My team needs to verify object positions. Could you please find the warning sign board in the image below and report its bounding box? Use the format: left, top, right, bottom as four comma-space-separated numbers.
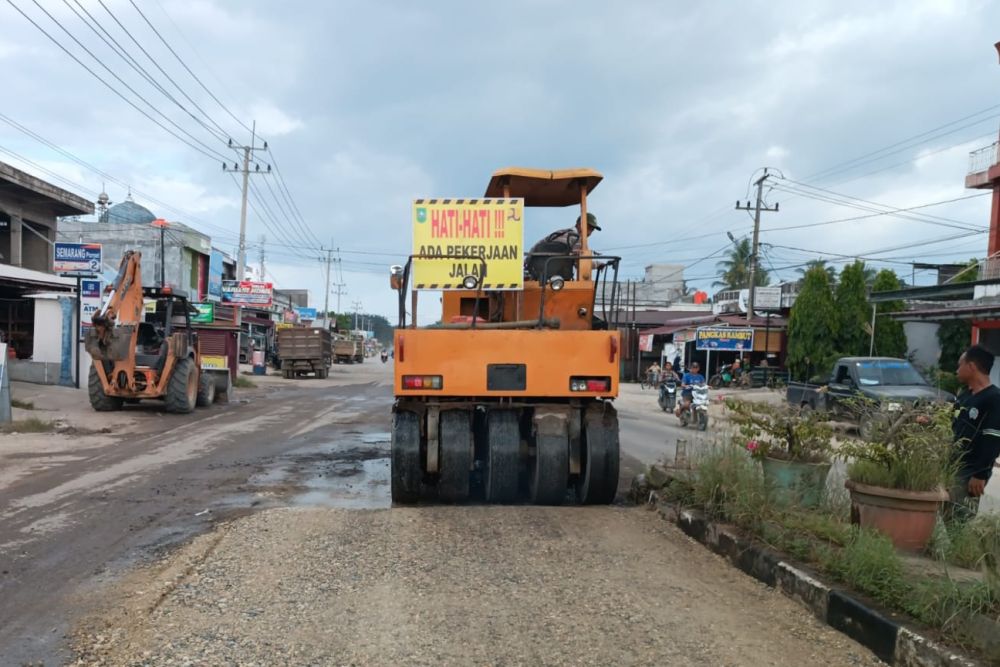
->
411, 198, 524, 290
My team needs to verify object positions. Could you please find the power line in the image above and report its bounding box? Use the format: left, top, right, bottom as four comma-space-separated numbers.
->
759, 191, 989, 233
126, 0, 252, 136
5, 0, 230, 162
90, 0, 233, 140
804, 105, 1000, 182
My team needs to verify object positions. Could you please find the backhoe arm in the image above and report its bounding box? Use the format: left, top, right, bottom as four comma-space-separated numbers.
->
86, 250, 144, 360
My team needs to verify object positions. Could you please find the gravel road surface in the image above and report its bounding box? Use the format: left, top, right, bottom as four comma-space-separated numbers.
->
0, 364, 880, 665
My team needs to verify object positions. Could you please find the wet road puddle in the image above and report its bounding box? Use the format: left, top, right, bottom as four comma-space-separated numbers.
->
245, 432, 391, 510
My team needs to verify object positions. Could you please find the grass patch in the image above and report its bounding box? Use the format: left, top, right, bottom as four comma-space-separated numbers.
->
233, 376, 257, 389
0, 417, 55, 433
11, 398, 34, 409
661, 441, 1000, 658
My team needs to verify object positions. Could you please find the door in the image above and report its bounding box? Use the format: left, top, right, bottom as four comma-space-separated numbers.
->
825, 363, 855, 415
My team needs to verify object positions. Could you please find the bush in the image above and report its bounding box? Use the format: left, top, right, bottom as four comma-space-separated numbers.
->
839, 401, 957, 491
725, 399, 834, 463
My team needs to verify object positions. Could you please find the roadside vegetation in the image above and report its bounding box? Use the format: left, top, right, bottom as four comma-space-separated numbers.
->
233, 375, 257, 389
658, 442, 1000, 658
0, 417, 56, 433
11, 398, 34, 410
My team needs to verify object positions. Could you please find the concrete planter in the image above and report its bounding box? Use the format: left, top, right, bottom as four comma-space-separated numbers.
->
761, 457, 831, 508
845, 480, 948, 552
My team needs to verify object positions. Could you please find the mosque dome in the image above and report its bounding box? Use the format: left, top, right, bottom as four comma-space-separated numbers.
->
100, 198, 156, 225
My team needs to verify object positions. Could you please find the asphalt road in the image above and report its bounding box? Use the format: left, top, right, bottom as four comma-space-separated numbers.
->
0, 364, 877, 666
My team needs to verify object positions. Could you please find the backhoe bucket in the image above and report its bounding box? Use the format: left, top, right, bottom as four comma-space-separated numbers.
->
85, 324, 136, 361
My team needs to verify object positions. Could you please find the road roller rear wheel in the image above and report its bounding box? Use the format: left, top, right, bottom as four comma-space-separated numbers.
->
530, 432, 569, 505
438, 410, 473, 502
576, 404, 620, 505
485, 410, 520, 503
391, 410, 422, 504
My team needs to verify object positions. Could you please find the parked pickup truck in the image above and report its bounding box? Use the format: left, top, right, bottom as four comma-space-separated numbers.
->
786, 357, 954, 434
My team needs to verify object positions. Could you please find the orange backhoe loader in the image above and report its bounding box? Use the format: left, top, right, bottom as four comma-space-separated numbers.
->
390, 167, 623, 504
84, 250, 208, 413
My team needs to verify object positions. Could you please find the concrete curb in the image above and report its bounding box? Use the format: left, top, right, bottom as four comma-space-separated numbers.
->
656, 503, 980, 666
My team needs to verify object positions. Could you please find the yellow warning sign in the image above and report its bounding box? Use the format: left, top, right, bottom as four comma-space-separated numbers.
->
412, 198, 524, 290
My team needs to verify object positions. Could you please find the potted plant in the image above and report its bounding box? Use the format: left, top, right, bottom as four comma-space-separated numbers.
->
726, 400, 834, 507
839, 401, 955, 552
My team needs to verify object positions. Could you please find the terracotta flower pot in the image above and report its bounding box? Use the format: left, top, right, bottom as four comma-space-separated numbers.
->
761, 457, 831, 508
845, 479, 948, 552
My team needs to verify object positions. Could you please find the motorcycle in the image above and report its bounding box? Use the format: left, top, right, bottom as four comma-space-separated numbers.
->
658, 379, 677, 412
380, 350, 389, 363
709, 364, 735, 389
678, 383, 710, 431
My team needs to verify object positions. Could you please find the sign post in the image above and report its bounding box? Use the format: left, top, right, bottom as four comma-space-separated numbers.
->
411, 199, 524, 290
55, 243, 103, 390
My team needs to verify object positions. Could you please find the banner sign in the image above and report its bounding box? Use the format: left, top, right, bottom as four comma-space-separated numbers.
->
639, 333, 654, 352
753, 286, 782, 311
695, 326, 754, 351
79, 279, 102, 338
296, 307, 318, 320
54, 242, 101, 274
412, 198, 524, 290
221, 280, 273, 307
207, 250, 225, 302
192, 303, 214, 324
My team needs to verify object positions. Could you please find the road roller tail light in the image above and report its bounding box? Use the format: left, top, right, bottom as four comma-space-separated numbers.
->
570, 377, 610, 392
403, 375, 443, 390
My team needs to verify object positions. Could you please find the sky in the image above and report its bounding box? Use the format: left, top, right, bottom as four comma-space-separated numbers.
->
1, 0, 999, 321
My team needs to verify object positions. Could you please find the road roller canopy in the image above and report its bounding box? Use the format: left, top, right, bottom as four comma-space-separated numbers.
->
484, 167, 602, 207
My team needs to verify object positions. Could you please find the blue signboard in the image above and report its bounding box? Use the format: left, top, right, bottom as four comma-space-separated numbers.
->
80, 279, 102, 339
54, 242, 101, 274
296, 307, 318, 320
207, 249, 224, 302
695, 326, 754, 352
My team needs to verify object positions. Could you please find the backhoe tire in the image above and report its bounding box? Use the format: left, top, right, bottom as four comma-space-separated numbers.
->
165, 358, 198, 414
196, 372, 216, 407
88, 366, 123, 412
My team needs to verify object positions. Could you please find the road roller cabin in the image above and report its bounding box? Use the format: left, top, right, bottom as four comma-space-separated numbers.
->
389, 167, 624, 505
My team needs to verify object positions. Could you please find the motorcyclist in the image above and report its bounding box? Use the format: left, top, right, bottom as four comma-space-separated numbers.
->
660, 361, 681, 385
675, 361, 706, 417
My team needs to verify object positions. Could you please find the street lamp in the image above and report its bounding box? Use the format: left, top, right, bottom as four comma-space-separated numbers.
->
151, 218, 169, 288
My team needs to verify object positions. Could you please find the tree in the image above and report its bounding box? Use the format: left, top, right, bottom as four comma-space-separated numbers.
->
835, 261, 870, 357
787, 266, 839, 381
714, 238, 770, 289
937, 259, 978, 370
871, 269, 907, 358
796, 259, 837, 284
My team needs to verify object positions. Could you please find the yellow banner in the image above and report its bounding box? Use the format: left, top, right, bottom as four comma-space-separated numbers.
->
412, 198, 524, 290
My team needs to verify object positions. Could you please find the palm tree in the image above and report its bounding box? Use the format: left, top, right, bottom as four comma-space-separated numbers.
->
714, 238, 770, 289
796, 259, 837, 284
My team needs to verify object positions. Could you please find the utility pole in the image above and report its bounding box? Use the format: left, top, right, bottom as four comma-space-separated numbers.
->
321, 247, 334, 320
735, 168, 779, 322
222, 121, 270, 281
258, 235, 266, 281
352, 299, 362, 331
332, 283, 347, 314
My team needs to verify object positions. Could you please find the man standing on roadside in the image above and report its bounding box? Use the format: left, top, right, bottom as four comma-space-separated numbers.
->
951, 344, 1000, 519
